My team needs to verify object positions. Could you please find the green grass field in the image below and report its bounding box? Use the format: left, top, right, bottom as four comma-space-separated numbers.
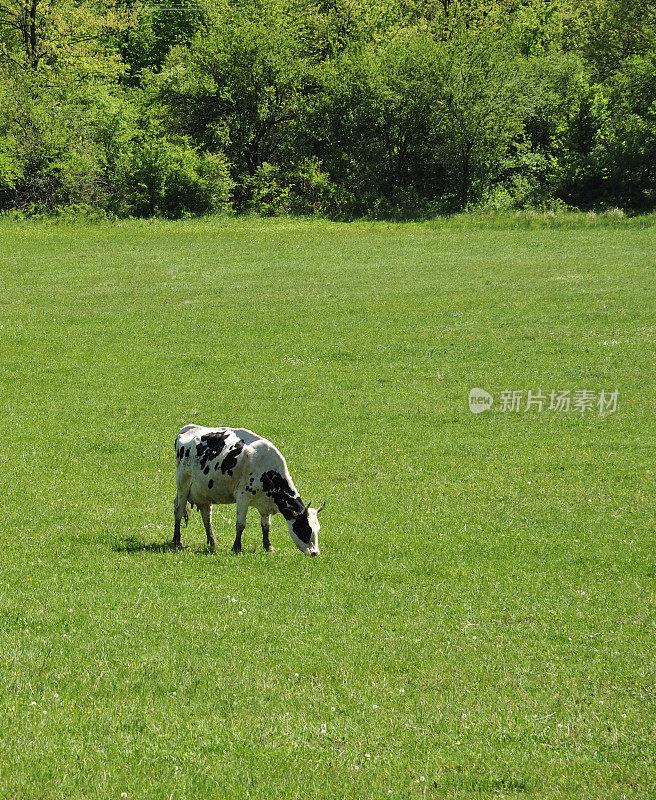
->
0, 214, 654, 799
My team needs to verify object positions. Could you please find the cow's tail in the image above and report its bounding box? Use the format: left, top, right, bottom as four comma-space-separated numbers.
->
174, 468, 193, 528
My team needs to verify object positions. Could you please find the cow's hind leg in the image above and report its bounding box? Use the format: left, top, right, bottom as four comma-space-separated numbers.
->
261, 514, 274, 552
232, 522, 245, 555
200, 504, 217, 548
173, 496, 184, 548
173, 478, 191, 548
232, 494, 249, 555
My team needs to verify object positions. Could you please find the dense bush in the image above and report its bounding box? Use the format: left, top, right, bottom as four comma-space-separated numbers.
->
118, 137, 233, 218
0, 0, 655, 216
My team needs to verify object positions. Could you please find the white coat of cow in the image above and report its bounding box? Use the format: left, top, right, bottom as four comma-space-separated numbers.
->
173, 425, 323, 555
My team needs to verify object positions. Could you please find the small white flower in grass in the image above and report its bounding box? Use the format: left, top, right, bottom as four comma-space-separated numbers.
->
622, 713, 627, 718
320, 723, 326, 735
54, 694, 59, 699
330, 706, 335, 711
121, 793, 128, 798
365, 753, 371, 759
399, 688, 405, 694
373, 704, 379, 710
238, 611, 243, 616
30, 701, 37, 706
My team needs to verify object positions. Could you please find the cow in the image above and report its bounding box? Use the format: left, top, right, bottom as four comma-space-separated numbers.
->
173, 425, 324, 555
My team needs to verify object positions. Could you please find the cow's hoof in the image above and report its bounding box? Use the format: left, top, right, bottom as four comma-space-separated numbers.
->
264, 546, 276, 553
232, 546, 242, 555
172, 540, 183, 550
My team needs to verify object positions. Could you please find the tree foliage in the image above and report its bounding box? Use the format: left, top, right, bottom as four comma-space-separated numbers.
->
0, 0, 654, 216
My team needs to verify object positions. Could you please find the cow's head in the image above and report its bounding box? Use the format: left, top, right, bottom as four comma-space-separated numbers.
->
288, 501, 324, 556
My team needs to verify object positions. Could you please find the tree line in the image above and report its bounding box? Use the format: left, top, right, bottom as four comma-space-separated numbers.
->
0, 0, 654, 217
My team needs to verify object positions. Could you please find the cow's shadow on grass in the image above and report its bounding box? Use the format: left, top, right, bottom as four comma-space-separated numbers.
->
113, 535, 223, 556
114, 538, 175, 554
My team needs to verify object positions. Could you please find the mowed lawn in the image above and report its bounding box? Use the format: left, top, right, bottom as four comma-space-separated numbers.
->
0, 215, 654, 799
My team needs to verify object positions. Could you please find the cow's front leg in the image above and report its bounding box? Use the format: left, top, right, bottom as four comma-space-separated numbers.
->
261, 514, 274, 552
232, 494, 249, 554
199, 504, 217, 548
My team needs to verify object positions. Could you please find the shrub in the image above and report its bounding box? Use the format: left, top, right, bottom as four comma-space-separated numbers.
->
120, 137, 233, 218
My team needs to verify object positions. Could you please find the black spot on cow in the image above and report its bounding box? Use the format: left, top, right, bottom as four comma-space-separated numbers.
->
208, 479, 214, 489
203, 466, 210, 475
220, 439, 244, 476
291, 512, 313, 544
185, 448, 190, 458
197, 431, 230, 470
261, 470, 305, 519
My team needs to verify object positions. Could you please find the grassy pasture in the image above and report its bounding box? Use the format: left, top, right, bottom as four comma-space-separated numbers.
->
0, 214, 654, 799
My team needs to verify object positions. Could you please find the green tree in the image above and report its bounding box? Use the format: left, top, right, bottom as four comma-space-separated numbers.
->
153, 0, 323, 204
0, 0, 139, 211
119, 0, 203, 84
0, 0, 133, 74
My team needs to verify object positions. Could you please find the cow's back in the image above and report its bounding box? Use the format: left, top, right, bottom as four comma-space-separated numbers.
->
175, 424, 296, 511
176, 425, 252, 506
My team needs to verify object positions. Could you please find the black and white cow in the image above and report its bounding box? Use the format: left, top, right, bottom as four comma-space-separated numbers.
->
173, 425, 323, 555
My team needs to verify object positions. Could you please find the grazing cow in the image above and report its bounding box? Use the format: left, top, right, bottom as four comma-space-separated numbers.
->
173, 425, 323, 555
